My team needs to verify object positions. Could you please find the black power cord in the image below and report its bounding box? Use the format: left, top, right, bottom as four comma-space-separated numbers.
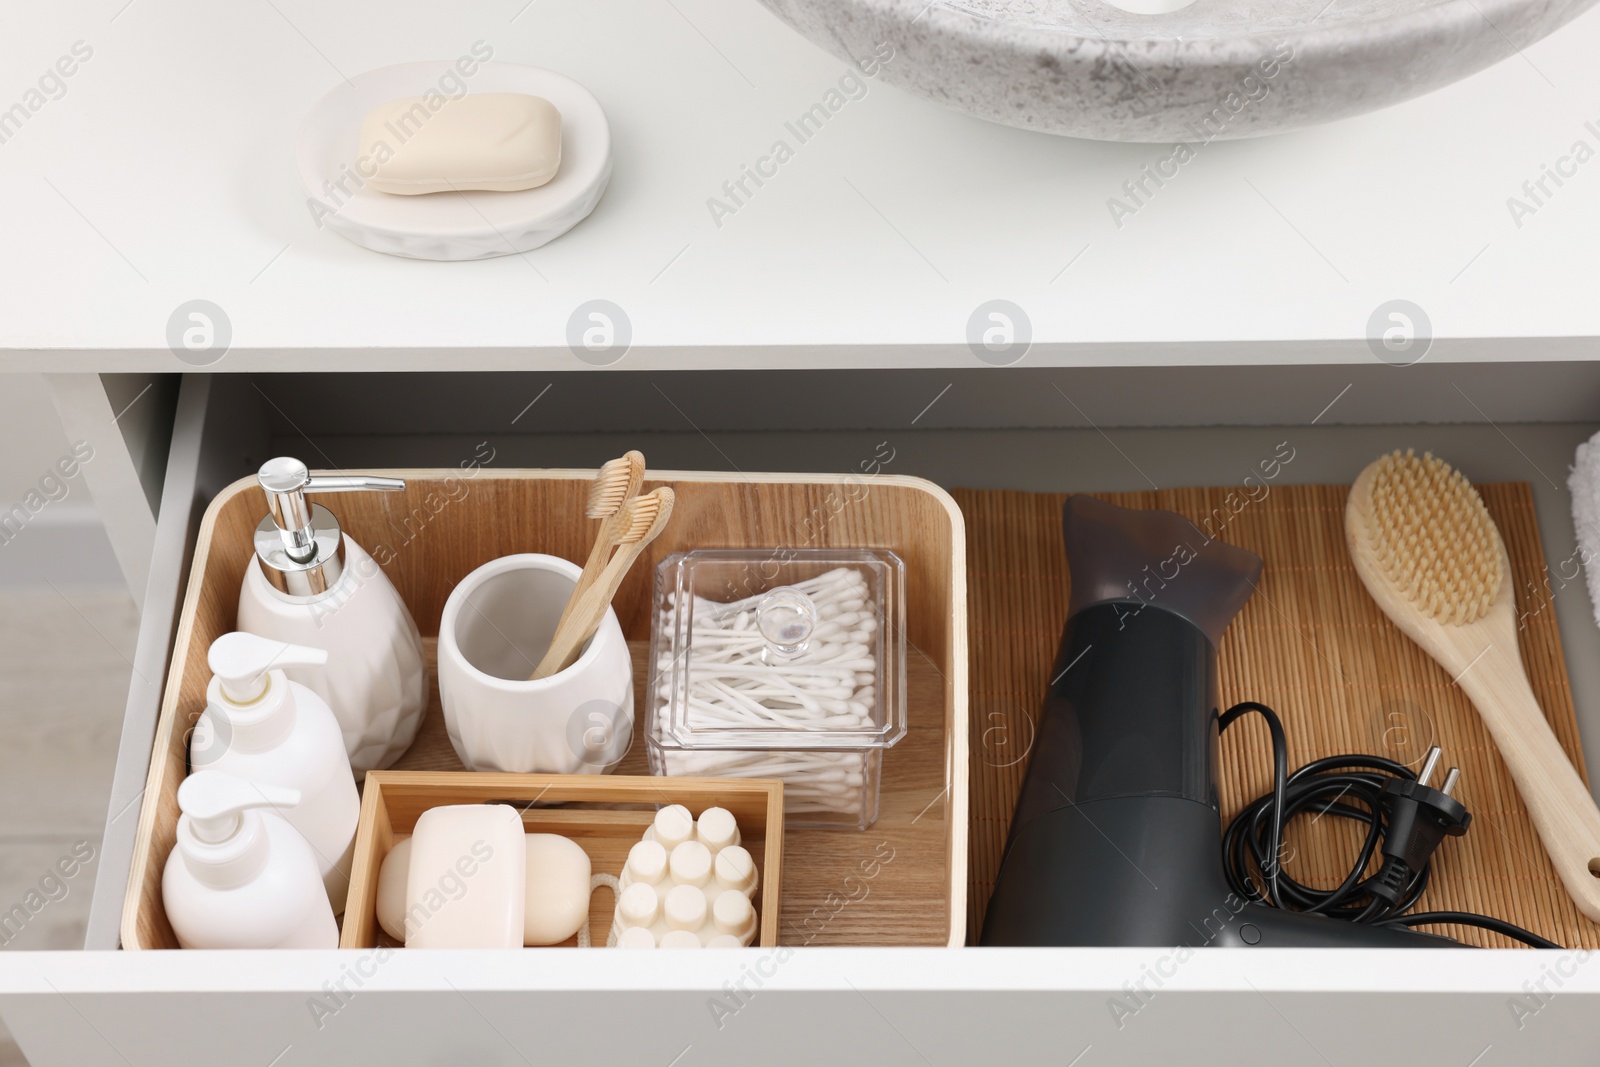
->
1219, 701, 1561, 949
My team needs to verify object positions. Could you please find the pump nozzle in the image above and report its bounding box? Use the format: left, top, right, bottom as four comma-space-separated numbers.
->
178, 770, 301, 845
258, 458, 404, 564
252, 457, 405, 595
207, 632, 328, 704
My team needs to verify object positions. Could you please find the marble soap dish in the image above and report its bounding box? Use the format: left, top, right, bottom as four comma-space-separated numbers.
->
757, 0, 1599, 140
296, 60, 611, 261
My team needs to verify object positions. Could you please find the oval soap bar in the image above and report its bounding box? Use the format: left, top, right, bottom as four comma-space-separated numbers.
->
523, 833, 591, 946
376, 836, 412, 943
359, 92, 561, 195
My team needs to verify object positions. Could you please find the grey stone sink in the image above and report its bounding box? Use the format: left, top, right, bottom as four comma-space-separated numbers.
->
757, 0, 1596, 140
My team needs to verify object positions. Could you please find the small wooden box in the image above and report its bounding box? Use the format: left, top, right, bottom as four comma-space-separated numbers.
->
344, 772, 783, 949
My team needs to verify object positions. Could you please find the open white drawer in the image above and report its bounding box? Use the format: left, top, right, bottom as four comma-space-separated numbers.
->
4, 372, 1600, 1066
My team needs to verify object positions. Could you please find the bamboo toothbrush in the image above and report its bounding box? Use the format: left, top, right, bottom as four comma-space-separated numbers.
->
531, 487, 675, 680
551, 452, 646, 639
1347, 449, 1600, 922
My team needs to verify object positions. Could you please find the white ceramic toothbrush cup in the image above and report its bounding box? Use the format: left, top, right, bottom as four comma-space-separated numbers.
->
438, 554, 634, 774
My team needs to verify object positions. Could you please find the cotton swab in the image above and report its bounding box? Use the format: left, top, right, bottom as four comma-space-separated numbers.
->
651, 569, 883, 820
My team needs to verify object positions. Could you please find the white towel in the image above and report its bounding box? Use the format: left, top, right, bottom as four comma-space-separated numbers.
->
1568, 429, 1600, 628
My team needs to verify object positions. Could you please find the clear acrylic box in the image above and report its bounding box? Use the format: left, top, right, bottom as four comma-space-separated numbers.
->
647, 548, 907, 828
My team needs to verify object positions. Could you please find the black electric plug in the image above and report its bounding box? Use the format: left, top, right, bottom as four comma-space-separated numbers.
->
1368, 746, 1472, 907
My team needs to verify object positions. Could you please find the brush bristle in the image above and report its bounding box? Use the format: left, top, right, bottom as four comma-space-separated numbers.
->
586, 452, 642, 519
1365, 449, 1503, 626
617, 488, 669, 544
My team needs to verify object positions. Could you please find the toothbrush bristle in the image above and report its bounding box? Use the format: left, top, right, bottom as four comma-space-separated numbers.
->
586, 451, 644, 519
618, 487, 673, 544
1364, 449, 1503, 626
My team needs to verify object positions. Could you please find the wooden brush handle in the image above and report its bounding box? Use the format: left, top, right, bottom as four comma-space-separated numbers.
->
550, 516, 616, 641
530, 541, 646, 681
1456, 649, 1600, 922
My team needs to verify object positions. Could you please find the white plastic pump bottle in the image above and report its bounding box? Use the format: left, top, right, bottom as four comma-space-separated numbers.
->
192, 631, 360, 913
161, 771, 338, 949
236, 457, 427, 777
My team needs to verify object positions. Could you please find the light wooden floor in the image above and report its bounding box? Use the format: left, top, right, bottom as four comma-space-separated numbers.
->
0, 588, 138, 1067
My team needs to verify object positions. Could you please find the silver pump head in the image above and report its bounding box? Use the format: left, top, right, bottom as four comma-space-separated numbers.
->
252, 457, 404, 596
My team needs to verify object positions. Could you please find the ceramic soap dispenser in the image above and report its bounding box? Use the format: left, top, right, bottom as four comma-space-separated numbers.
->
192, 632, 360, 913
236, 457, 427, 777
161, 771, 338, 950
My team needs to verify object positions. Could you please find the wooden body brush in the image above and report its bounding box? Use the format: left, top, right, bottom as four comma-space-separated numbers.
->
1347, 450, 1600, 922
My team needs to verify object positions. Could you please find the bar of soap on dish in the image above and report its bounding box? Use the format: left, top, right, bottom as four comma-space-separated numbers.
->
359, 92, 561, 195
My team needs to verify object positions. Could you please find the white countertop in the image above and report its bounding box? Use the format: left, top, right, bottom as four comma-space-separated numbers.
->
4, 0, 1600, 371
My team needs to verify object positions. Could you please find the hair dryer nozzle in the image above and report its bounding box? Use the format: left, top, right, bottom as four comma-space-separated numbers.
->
1063, 495, 1263, 646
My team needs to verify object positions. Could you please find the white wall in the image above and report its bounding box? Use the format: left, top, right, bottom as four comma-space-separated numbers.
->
0, 374, 124, 589
0, 374, 73, 495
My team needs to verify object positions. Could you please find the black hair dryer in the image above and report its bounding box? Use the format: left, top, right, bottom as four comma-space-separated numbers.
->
980, 496, 1435, 948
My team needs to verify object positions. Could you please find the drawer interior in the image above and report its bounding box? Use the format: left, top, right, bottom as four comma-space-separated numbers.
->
93, 374, 1600, 962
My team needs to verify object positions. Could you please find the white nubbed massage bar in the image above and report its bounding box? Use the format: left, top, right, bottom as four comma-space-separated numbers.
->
608, 805, 758, 948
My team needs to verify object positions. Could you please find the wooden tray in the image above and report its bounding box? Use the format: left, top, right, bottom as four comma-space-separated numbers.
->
344, 772, 783, 949
124, 470, 967, 950
957, 482, 1600, 949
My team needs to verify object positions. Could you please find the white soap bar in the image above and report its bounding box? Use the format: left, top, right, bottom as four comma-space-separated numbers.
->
376, 836, 412, 942
359, 93, 561, 196
380, 832, 595, 946
524, 833, 591, 946
405, 804, 525, 949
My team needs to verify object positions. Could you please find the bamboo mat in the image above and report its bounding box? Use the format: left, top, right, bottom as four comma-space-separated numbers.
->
955, 482, 1600, 949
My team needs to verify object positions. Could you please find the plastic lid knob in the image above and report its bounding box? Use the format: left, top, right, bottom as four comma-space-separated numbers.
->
756, 587, 817, 658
